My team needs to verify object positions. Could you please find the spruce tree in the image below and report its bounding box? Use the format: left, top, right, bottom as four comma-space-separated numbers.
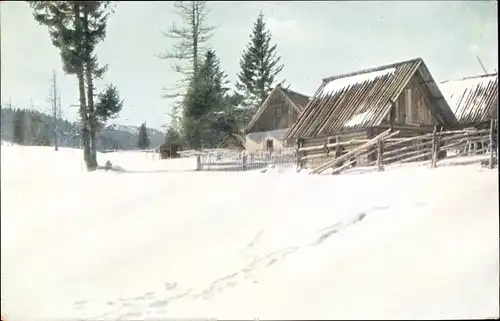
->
94, 83, 124, 132
199, 50, 238, 145
236, 12, 284, 123
137, 123, 150, 150
29, 1, 92, 169
165, 125, 184, 146
182, 49, 233, 148
29, 1, 116, 170
13, 109, 25, 145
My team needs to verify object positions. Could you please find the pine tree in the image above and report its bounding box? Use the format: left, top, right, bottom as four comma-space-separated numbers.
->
137, 123, 150, 150
29, 1, 115, 170
182, 49, 233, 148
13, 109, 25, 145
95, 83, 124, 131
29, 1, 92, 169
165, 125, 184, 146
236, 12, 284, 122
198, 49, 237, 146
158, 1, 215, 136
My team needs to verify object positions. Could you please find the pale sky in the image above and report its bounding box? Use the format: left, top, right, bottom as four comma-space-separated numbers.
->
1, 1, 497, 129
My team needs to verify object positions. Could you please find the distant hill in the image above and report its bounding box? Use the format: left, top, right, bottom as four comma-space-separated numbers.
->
1, 107, 166, 150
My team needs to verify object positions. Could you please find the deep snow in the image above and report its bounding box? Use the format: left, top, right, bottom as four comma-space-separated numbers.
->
1, 145, 498, 320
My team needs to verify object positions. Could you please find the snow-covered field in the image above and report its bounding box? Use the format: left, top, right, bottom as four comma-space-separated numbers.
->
1, 145, 499, 320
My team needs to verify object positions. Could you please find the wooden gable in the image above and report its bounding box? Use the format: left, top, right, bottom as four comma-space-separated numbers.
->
382, 72, 440, 127
244, 86, 306, 134
218, 133, 245, 150
251, 90, 299, 132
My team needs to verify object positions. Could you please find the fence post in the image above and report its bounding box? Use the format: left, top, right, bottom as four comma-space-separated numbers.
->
243, 153, 248, 171
489, 118, 495, 169
296, 139, 303, 172
196, 154, 201, 171
376, 139, 384, 171
496, 120, 499, 164
431, 126, 438, 168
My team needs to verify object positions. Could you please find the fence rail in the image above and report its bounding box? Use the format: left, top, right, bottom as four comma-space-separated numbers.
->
297, 120, 497, 175
195, 148, 298, 171
192, 120, 497, 173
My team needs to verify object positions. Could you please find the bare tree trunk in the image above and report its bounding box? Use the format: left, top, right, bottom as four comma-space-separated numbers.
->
83, 3, 98, 169
192, 0, 199, 76
74, 4, 92, 171
78, 71, 92, 169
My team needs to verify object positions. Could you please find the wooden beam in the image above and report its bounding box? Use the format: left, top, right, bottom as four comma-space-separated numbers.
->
489, 118, 495, 169
377, 139, 384, 171
390, 102, 396, 132
311, 129, 400, 174
431, 126, 438, 168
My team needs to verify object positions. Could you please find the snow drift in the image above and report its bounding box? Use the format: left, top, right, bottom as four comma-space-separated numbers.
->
1, 145, 498, 320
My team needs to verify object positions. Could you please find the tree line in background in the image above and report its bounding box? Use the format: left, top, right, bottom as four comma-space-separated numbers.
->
159, 1, 284, 150
1, 106, 160, 151
1, 107, 79, 147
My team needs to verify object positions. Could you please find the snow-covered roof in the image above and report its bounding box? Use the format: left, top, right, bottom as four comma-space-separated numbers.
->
285, 58, 457, 140
439, 73, 498, 124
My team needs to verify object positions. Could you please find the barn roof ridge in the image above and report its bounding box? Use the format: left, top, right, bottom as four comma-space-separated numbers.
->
322, 57, 423, 84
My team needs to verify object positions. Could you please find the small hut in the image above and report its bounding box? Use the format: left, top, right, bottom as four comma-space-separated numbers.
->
156, 142, 182, 159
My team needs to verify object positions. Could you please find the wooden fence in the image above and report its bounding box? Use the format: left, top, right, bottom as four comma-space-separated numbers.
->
299, 120, 497, 175
190, 120, 497, 173
195, 148, 298, 171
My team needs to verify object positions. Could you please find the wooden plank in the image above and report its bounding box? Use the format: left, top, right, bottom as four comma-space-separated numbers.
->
383, 139, 433, 158
311, 129, 399, 174
383, 147, 431, 164
400, 150, 433, 163
489, 118, 495, 169
384, 133, 433, 148
439, 129, 490, 135
298, 139, 368, 153
439, 131, 488, 143
330, 148, 377, 175
431, 126, 438, 169
377, 139, 384, 171
300, 153, 334, 161
441, 136, 487, 150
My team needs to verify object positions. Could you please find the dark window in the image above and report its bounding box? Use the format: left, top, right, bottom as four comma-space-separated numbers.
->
266, 139, 274, 150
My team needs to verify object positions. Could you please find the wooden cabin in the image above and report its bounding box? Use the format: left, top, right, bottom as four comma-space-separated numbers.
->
241, 84, 310, 154
156, 142, 182, 159
284, 58, 459, 166
439, 73, 498, 129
